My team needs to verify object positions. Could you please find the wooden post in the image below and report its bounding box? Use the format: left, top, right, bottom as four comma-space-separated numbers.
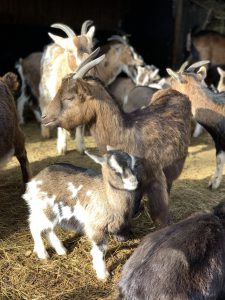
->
172, 0, 184, 68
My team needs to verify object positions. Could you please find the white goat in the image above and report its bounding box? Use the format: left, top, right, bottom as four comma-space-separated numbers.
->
23, 148, 141, 280
39, 21, 95, 154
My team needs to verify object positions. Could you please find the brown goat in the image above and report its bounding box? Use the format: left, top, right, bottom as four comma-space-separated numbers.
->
42, 51, 192, 228
0, 72, 31, 184
167, 61, 225, 189
118, 199, 225, 300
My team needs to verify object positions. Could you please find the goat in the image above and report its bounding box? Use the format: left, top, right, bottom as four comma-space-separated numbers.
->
39, 21, 95, 155
167, 60, 225, 190
217, 67, 225, 93
118, 199, 225, 300
188, 30, 225, 86
0, 72, 31, 184
73, 34, 144, 154
42, 49, 192, 228
15, 52, 42, 124
23, 147, 142, 280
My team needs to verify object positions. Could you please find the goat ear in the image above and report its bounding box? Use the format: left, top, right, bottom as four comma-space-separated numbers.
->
86, 26, 95, 42
197, 66, 207, 81
48, 33, 67, 49
166, 68, 186, 83
84, 150, 105, 165
3, 72, 19, 94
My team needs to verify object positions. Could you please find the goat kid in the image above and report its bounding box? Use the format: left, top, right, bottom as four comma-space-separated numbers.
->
0, 72, 31, 184
23, 148, 141, 280
118, 199, 225, 300
42, 50, 192, 227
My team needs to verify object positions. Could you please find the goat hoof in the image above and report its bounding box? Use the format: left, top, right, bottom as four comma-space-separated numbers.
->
97, 270, 110, 282
208, 177, 220, 190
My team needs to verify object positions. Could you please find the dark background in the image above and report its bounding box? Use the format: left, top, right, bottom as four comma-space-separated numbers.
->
0, 0, 224, 76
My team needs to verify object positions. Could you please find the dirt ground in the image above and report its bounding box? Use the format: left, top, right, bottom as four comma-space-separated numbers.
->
1, 121, 225, 300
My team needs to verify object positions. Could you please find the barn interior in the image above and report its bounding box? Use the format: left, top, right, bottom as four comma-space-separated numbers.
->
1, 0, 225, 299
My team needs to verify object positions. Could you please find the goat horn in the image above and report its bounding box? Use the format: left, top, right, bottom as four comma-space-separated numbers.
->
51, 23, 76, 37
186, 60, 210, 72
107, 35, 126, 44
166, 68, 180, 80
73, 47, 105, 79
81, 20, 93, 35
178, 61, 189, 73
74, 47, 100, 73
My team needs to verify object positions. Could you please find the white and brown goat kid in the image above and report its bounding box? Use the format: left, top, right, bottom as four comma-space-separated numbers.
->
167, 61, 225, 190
39, 21, 95, 154
23, 148, 140, 280
42, 50, 192, 228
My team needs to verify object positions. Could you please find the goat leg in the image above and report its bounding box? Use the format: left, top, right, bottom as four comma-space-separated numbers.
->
146, 168, 169, 228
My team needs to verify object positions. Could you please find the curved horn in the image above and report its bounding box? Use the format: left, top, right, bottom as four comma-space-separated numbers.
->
81, 20, 93, 35
107, 35, 126, 44
74, 47, 100, 74
178, 61, 189, 73
186, 60, 210, 72
73, 53, 105, 79
51, 23, 76, 37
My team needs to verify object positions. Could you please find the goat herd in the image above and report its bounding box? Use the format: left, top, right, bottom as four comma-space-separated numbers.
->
1, 20, 225, 299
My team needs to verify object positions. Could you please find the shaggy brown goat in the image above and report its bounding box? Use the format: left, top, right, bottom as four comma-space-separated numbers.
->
42, 50, 192, 228
167, 61, 225, 190
118, 200, 225, 300
0, 72, 31, 184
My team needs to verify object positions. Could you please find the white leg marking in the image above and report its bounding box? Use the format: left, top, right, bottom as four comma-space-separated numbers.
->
57, 127, 67, 155
29, 223, 49, 259
90, 242, 109, 280
17, 94, 29, 125
75, 125, 85, 153
192, 123, 204, 138
46, 230, 67, 256
208, 151, 225, 189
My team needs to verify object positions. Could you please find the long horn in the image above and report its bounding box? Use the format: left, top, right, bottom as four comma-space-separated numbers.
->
186, 60, 210, 72
166, 68, 180, 80
73, 54, 105, 79
107, 35, 126, 44
178, 61, 189, 73
74, 47, 100, 74
81, 20, 93, 35
51, 23, 76, 37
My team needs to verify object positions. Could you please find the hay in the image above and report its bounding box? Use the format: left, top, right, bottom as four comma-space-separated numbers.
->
0, 121, 225, 299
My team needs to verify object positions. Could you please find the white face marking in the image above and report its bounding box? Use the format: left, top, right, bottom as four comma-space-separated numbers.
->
123, 176, 138, 190
68, 182, 83, 198
86, 190, 92, 197
109, 155, 123, 174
